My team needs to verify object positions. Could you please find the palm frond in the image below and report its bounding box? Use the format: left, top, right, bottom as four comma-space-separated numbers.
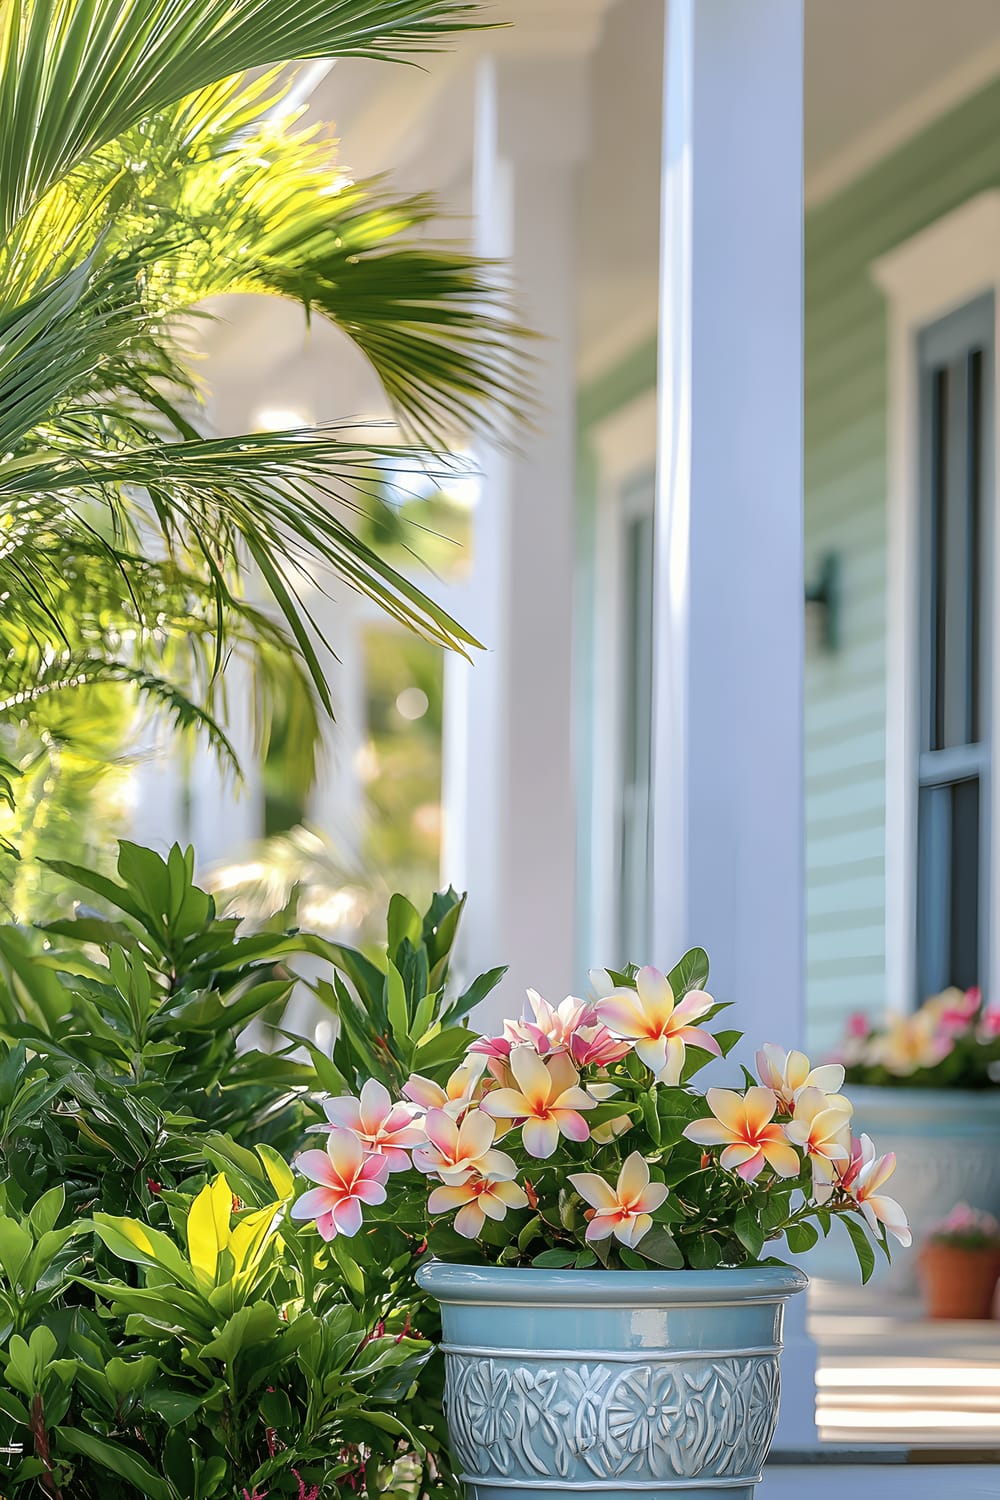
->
0, 1, 493, 236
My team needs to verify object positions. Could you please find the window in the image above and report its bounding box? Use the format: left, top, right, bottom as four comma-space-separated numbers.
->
915, 295, 994, 1000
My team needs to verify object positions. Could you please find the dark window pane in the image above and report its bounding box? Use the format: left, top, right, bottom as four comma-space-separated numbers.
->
928, 349, 985, 751
917, 777, 980, 997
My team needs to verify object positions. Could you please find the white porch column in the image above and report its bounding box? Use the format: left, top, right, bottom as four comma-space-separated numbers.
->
307, 590, 367, 867
441, 51, 589, 1019
189, 654, 263, 872
653, 0, 816, 1445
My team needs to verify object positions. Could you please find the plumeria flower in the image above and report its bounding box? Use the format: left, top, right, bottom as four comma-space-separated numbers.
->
402, 1055, 488, 1119
843, 1134, 912, 1247
412, 1107, 516, 1184
291, 1128, 389, 1240
514, 989, 589, 1054
755, 1043, 846, 1113
979, 1006, 1000, 1040
783, 1086, 852, 1186
596, 967, 720, 1083
480, 1048, 596, 1158
873, 1011, 953, 1076
684, 1087, 800, 1182
319, 1079, 424, 1172
569, 1152, 668, 1247
570, 1022, 631, 1068
428, 1170, 529, 1239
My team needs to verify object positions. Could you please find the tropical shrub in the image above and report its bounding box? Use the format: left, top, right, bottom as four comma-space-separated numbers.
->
291, 957, 913, 1286
0, 844, 484, 1497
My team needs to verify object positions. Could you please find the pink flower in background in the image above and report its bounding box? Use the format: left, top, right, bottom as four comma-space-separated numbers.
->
937, 986, 982, 1035
846, 1012, 870, 1039
291, 1128, 389, 1240
412, 1107, 517, 1184
597, 967, 720, 1082
684, 1087, 800, 1182
569, 1152, 669, 1247
979, 1007, 1000, 1039
320, 1079, 424, 1172
480, 1048, 596, 1158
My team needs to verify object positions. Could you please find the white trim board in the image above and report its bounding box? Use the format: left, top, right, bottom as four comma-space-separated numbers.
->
872, 190, 1000, 1011
585, 388, 657, 966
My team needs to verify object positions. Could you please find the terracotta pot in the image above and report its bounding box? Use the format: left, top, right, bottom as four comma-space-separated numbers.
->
918, 1241, 1000, 1319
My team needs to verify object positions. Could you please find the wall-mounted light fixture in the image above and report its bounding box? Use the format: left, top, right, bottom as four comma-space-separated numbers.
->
805, 552, 840, 651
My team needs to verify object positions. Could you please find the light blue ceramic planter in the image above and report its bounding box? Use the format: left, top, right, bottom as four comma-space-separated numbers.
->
807, 1086, 1000, 1290
417, 1262, 807, 1500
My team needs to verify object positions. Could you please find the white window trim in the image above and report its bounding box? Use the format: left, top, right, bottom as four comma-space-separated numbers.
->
586, 388, 657, 965
872, 189, 1000, 1010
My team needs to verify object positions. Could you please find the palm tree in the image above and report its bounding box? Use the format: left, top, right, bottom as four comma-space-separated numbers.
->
0, 2, 522, 839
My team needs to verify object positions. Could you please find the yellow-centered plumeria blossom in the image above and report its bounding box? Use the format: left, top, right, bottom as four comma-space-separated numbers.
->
402, 1054, 488, 1119
428, 1171, 529, 1239
412, 1108, 516, 1185
569, 1152, 669, 1247
755, 1043, 847, 1112
480, 1047, 596, 1158
596, 966, 720, 1083
872, 1010, 954, 1076
684, 1087, 800, 1182
783, 1086, 852, 1186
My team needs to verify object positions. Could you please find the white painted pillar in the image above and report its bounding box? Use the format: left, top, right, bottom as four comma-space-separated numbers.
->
128, 709, 187, 855
307, 589, 367, 866
442, 54, 588, 1020
653, 0, 816, 1445
189, 652, 263, 871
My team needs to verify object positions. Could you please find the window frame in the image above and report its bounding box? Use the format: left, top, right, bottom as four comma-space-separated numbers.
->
915, 298, 993, 1001
874, 193, 1000, 1010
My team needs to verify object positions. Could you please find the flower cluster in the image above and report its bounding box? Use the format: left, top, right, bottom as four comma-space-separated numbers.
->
290, 956, 910, 1276
926, 1202, 1000, 1250
836, 988, 1000, 1089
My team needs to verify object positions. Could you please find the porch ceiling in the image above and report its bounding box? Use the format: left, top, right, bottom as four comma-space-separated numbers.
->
198, 0, 1000, 397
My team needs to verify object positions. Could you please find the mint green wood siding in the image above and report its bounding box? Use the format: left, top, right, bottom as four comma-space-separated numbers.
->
805, 79, 1000, 1054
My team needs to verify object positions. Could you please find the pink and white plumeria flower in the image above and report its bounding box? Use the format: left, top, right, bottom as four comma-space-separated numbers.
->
842, 1134, 912, 1247
291, 1127, 389, 1240
755, 1043, 846, 1113
569, 1152, 668, 1247
684, 1087, 800, 1182
570, 1022, 631, 1068
596, 967, 720, 1083
319, 1079, 424, 1173
480, 1047, 596, 1159
428, 1170, 529, 1239
402, 1055, 488, 1119
412, 1107, 516, 1184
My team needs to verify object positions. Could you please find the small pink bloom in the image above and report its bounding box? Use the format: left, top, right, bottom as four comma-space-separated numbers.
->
320, 1079, 424, 1172
569, 1152, 669, 1248
979, 1007, 1000, 1039
467, 1033, 513, 1061
597, 968, 720, 1082
291, 1128, 389, 1241
684, 1087, 801, 1182
570, 1022, 631, 1067
846, 1012, 870, 1040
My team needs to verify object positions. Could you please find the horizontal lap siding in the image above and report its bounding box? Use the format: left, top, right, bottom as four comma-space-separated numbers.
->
804, 78, 1000, 1057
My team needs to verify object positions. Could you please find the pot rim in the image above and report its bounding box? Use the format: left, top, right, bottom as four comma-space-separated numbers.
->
416, 1259, 807, 1306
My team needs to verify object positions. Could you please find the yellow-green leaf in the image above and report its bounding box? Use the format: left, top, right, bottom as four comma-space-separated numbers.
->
185, 1175, 232, 1282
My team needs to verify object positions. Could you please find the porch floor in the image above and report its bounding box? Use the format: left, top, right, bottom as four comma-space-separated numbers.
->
809, 1279, 1000, 1445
